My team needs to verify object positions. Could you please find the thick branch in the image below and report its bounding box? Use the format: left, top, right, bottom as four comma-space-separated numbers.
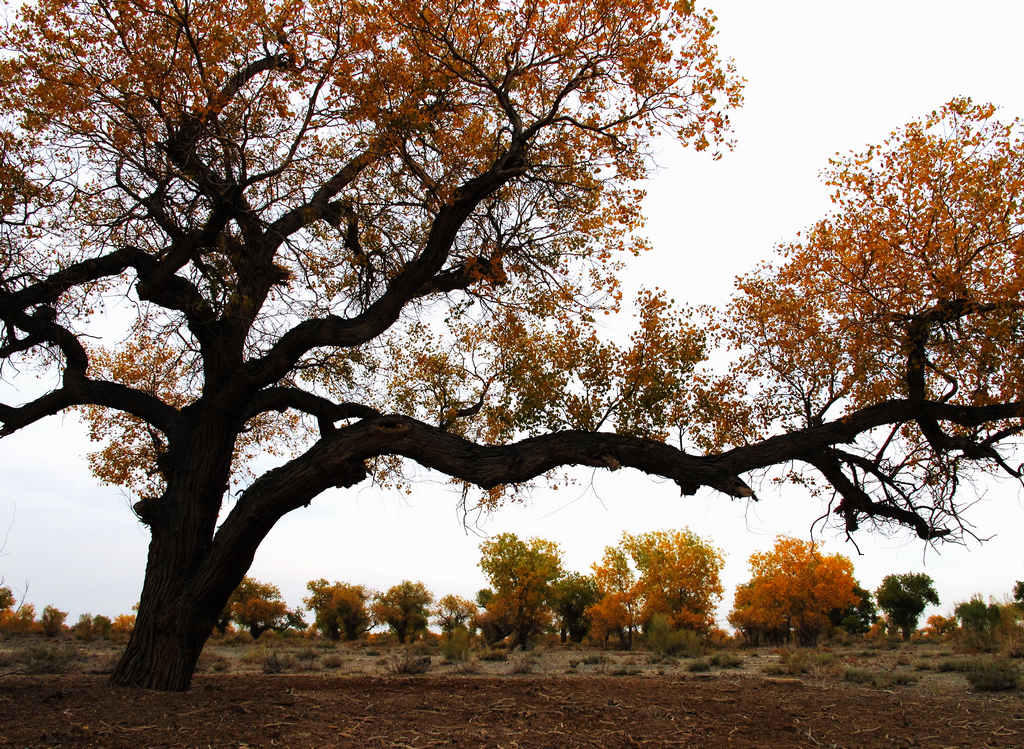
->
244, 386, 379, 434
0, 378, 179, 438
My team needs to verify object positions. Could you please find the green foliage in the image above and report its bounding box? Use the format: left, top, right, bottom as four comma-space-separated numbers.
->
955, 596, 1002, 652
40, 606, 67, 637
282, 608, 308, 633
686, 658, 711, 672
92, 614, 112, 640
708, 652, 743, 669
549, 572, 600, 643
441, 627, 471, 662
831, 584, 878, 635
875, 573, 939, 640
646, 613, 703, 657
0, 587, 13, 612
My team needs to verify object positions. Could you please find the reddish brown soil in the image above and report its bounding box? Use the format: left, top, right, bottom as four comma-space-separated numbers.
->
1, 673, 1022, 748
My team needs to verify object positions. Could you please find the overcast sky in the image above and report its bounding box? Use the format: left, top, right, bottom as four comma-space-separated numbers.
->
2, 0, 1024, 629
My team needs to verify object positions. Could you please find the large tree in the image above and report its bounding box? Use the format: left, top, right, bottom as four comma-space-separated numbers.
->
0, 0, 1020, 692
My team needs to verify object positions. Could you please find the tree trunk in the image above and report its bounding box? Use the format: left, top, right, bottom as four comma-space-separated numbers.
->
109, 420, 242, 690
110, 525, 225, 690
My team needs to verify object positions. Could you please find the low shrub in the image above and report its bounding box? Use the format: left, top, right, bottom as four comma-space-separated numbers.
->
453, 658, 480, 674
937, 657, 984, 673
19, 644, 77, 674
647, 614, 703, 658
389, 650, 431, 675
441, 628, 471, 662
322, 654, 344, 669
965, 660, 1019, 691
224, 630, 254, 647
709, 652, 743, 669
843, 667, 875, 684
478, 648, 507, 662
843, 667, 918, 688
509, 653, 538, 674
687, 659, 711, 672
262, 651, 296, 674
197, 653, 229, 673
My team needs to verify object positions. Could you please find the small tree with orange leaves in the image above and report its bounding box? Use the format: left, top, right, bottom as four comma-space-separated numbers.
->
589, 543, 643, 649
216, 577, 289, 639
728, 536, 858, 646
589, 529, 723, 648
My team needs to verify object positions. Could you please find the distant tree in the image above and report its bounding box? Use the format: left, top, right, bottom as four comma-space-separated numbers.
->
304, 580, 372, 641
92, 615, 113, 640
624, 529, 724, 632
589, 543, 643, 649
0, 603, 35, 634
589, 528, 723, 649
218, 577, 288, 639
73, 613, 96, 641
1013, 581, 1024, 608
954, 596, 1002, 651
433, 595, 478, 635
40, 606, 67, 637
371, 581, 434, 643
0, 586, 35, 634
549, 573, 600, 644
472, 588, 512, 645
111, 614, 136, 641
875, 573, 939, 640
478, 533, 563, 649
829, 584, 878, 635
728, 537, 857, 645
922, 613, 958, 640
280, 608, 308, 633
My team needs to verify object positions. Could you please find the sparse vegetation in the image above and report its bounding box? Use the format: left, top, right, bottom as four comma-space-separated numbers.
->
965, 660, 1019, 691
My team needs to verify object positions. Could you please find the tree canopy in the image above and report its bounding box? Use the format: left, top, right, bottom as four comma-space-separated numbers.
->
728, 536, 858, 645
875, 573, 940, 641
477, 532, 563, 648
0, 0, 1020, 691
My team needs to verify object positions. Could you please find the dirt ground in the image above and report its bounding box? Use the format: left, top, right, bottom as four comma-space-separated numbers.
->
2, 672, 1023, 748
2, 638, 1023, 747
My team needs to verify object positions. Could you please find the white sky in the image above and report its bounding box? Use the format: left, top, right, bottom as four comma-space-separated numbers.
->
2, 0, 1024, 629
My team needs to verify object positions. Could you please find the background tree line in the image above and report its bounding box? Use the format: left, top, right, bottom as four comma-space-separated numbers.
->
6, 530, 1023, 653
